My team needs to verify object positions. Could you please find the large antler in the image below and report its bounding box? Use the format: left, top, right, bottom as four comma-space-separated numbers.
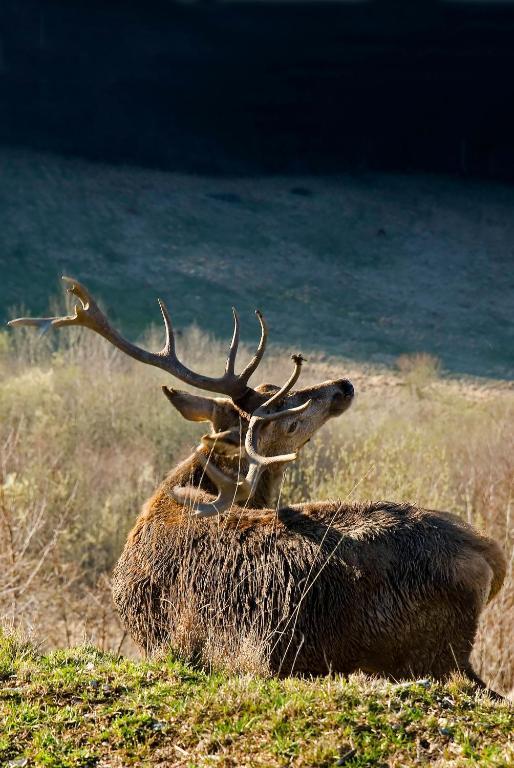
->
172, 355, 311, 517
8, 276, 268, 401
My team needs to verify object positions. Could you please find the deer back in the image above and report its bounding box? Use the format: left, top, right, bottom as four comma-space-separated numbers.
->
113, 493, 506, 677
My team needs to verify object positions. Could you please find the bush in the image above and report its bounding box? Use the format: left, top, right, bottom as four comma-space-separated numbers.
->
396, 352, 441, 396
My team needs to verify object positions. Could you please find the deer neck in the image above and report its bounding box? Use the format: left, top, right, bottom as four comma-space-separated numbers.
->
165, 452, 283, 510
250, 466, 285, 508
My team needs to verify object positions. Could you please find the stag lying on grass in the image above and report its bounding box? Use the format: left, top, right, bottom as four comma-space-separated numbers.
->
9, 277, 506, 697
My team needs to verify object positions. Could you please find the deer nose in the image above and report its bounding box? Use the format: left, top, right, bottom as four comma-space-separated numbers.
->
337, 379, 354, 399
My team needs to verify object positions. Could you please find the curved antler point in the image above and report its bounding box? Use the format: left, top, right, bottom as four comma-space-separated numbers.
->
157, 297, 170, 316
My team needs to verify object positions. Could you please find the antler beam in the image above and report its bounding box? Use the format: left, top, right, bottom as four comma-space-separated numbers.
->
8, 276, 268, 401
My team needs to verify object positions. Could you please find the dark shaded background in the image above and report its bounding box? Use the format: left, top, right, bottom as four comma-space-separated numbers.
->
2, 0, 514, 178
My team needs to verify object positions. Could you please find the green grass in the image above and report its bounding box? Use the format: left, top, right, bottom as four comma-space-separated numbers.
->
0, 633, 512, 768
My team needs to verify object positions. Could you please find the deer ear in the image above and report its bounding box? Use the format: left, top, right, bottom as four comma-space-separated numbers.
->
161, 386, 216, 423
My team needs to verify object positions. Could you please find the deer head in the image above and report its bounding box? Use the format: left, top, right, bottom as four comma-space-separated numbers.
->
172, 353, 334, 516
9, 276, 354, 512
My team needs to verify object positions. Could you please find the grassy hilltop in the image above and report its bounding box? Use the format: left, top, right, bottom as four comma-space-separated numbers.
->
1, 635, 513, 768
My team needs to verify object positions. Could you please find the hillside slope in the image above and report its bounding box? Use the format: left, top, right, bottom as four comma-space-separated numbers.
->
1, 636, 513, 768
1, 150, 513, 378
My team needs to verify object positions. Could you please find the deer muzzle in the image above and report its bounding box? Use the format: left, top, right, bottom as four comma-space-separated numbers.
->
329, 379, 354, 415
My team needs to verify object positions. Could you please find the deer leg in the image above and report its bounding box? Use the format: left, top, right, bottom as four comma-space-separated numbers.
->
463, 666, 505, 703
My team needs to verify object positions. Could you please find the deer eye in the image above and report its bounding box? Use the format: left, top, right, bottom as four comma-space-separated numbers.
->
287, 421, 298, 434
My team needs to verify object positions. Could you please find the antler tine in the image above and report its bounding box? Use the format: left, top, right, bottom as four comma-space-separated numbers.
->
225, 308, 240, 376
238, 310, 268, 382
62, 275, 92, 305
258, 353, 305, 411
8, 276, 270, 400
245, 399, 311, 468
254, 399, 312, 425
157, 298, 175, 356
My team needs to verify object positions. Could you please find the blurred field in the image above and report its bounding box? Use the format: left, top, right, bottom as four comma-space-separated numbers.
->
1, 149, 514, 378
0, 322, 512, 694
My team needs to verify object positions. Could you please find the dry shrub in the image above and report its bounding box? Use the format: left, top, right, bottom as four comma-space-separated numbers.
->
396, 352, 441, 396
0, 324, 512, 691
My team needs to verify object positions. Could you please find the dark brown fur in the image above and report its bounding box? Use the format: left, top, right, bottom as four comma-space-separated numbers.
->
112, 455, 506, 685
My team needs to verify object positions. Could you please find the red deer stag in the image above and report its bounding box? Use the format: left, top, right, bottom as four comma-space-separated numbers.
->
9, 277, 506, 697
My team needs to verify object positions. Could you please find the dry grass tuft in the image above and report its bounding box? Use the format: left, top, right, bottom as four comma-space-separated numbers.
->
396, 352, 442, 396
